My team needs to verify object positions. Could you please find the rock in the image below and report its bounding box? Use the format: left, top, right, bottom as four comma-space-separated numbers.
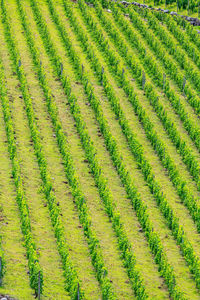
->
0, 295, 17, 300
121, 1, 130, 5
107, 9, 112, 13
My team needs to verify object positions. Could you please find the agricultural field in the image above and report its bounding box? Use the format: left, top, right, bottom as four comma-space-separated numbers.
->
1, 0, 200, 299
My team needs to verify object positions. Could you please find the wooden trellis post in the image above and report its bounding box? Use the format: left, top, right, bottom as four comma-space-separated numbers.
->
77, 282, 80, 300
60, 62, 63, 75
163, 73, 166, 90
38, 271, 41, 300
101, 66, 104, 85
0, 257, 2, 286
82, 64, 84, 79
183, 76, 186, 96
142, 71, 146, 89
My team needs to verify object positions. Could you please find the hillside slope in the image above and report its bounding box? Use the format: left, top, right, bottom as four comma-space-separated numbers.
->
0, 0, 200, 299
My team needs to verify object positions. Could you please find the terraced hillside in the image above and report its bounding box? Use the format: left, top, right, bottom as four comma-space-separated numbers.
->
1, 0, 200, 299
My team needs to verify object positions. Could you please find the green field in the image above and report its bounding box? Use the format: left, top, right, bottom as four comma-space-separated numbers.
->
1, 0, 200, 299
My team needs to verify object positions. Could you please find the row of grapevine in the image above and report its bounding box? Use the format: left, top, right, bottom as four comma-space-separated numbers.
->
121, 4, 200, 120
22, 0, 152, 298
111, 4, 200, 176
93, 1, 200, 195
56, 0, 189, 295
0, 1, 85, 298
118, 4, 200, 152
17, 0, 139, 297
0, 42, 42, 296
92, 0, 200, 223
39, 0, 200, 296
175, 15, 200, 49
28, 0, 187, 297
123, 6, 200, 154
78, 0, 200, 235
113, 2, 200, 137
16, 0, 150, 298
153, 10, 200, 70
129, 6, 200, 105
70, 0, 200, 290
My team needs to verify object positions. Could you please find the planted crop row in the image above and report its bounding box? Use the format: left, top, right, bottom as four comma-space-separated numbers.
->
153, 10, 200, 71
16, 0, 132, 298
129, 5, 200, 107
66, 0, 200, 290
0, 40, 42, 296
23, 0, 153, 298
118, 4, 200, 148
35, 0, 200, 296
1, 0, 200, 297
28, 0, 186, 297
108, 4, 200, 177
160, 12, 200, 70
111, 3, 200, 152
49, 0, 187, 296
177, 16, 200, 49
78, 0, 200, 235
120, 4, 200, 119
130, 6, 200, 94
1, 1, 85, 298
17, 0, 149, 298
91, 1, 200, 196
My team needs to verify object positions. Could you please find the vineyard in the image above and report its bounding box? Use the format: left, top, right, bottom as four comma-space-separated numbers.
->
1, 0, 200, 299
